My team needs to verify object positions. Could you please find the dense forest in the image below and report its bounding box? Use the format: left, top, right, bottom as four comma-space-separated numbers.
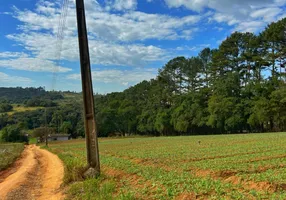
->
0, 18, 285, 141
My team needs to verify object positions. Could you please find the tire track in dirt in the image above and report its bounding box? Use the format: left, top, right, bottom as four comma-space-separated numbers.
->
0, 145, 64, 200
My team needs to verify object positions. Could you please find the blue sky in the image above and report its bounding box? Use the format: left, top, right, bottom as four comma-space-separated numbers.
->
0, 0, 285, 93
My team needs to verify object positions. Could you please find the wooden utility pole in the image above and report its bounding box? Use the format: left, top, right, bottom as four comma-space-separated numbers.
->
75, 0, 100, 176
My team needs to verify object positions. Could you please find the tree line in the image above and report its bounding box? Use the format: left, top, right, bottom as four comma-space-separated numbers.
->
95, 18, 286, 136
0, 87, 63, 106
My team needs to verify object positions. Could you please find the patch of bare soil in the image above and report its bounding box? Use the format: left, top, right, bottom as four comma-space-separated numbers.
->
193, 168, 280, 194
0, 145, 64, 200
102, 166, 166, 199
175, 193, 197, 200
244, 164, 286, 174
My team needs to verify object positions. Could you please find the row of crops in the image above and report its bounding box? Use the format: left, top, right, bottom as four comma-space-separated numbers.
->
47, 133, 286, 199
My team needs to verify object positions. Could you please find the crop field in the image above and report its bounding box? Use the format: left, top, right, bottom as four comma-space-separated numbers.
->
47, 133, 286, 199
0, 143, 24, 170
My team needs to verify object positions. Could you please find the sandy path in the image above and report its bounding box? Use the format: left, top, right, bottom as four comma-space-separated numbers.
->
0, 145, 64, 200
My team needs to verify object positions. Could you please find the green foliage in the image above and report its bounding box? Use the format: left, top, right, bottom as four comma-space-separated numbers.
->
0, 87, 63, 104
154, 110, 171, 135
1, 124, 27, 143
0, 113, 9, 129
60, 121, 73, 134
0, 100, 85, 138
67, 177, 116, 200
0, 103, 13, 113
25, 98, 57, 107
248, 97, 270, 130
33, 127, 56, 141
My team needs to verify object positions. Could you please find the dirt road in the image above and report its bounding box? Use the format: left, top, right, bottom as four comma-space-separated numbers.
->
0, 145, 64, 200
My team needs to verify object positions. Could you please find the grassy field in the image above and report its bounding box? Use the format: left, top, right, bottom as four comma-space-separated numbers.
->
0, 143, 24, 170
46, 133, 286, 199
6, 105, 43, 116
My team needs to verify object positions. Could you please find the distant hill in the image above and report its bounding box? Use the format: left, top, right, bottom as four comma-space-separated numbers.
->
0, 87, 64, 104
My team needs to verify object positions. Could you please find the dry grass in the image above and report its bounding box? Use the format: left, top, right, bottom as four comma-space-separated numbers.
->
6, 105, 43, 116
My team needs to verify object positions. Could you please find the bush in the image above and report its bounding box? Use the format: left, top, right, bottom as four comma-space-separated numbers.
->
1, 124, 27, 143
0, 103, 13, 113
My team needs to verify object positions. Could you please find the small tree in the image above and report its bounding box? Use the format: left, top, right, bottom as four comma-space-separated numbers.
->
32, 127, 55, 143
60, 121, 72, 134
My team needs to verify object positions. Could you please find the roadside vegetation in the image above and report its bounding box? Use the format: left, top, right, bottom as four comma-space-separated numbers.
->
47, 133, 286, 199
0, 143, 24, 171
0, 124, 29, 143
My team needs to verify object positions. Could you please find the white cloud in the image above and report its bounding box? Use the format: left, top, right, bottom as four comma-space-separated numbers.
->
35, 0, 57, 15
88, 42, 167, 66
212, 13, 239, 26
12, 0, 201, 42
0, 0, 202, 73
67, 68, 157, 86
0, 72, 33, 84
175, 44, 210, 51
164, 0, 286, 33
250, 7, 282, 22
234, 21, 265, 33
6, 32, 167, 67
0, 55, 71, 72
164, 0, 278, 14
0, 52, 27, 58
164, 0, 208, 12
106, 0, 137, 11
278, 13, 286, 20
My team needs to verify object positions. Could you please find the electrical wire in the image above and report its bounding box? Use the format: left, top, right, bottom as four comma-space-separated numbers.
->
51, 0, 70, 91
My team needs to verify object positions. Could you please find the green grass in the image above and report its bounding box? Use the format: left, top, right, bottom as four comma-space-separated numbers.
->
46, 133, 286, 199
29, 137, 37, 144
0, 143, 24, 171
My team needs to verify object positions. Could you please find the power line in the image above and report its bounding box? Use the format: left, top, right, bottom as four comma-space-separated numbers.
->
52, 0, 70, 91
